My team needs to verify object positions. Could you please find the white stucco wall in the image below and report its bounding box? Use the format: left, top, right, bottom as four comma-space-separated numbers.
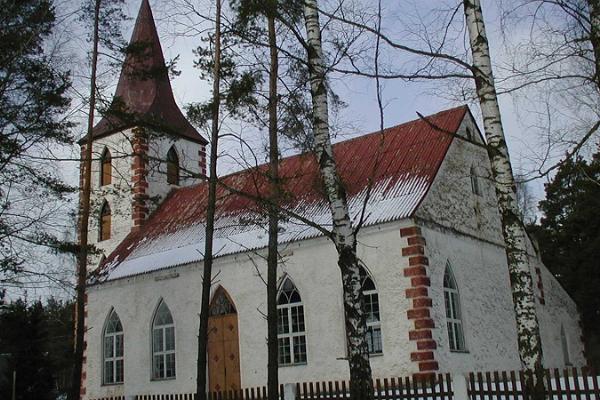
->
84, 220, 428, 399
415, 111, 585, 371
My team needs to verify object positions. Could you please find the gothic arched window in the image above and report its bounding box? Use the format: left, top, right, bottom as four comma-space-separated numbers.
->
561, 324, 571, 365
152, 300, 176, 379
99, 201, 111, 241
103, 309, 124, 384
359, 266, 382, 355
166, 147, 180, 185
277, 277, 307, 365
100, 148, 112, 186
444, 263, 466, 351
470, 165, 481, 196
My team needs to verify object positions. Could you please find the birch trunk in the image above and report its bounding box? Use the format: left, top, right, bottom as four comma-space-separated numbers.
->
70, 1, 101, 399
266, 11, 280, 400
303, 2, 372, 399
464, 0, 544, 398
196, 1, 221, 399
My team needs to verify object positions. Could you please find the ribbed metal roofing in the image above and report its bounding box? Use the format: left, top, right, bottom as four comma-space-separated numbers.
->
96, 106, 468, 282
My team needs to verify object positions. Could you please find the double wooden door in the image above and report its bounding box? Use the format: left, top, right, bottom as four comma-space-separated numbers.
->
208, 289, 241, 392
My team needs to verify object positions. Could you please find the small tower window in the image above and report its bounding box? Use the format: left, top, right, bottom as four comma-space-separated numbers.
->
99, 201, 111, 241
444, 262, 466, 352
470, 165, 481, 196
100, 148, 112, 186
166, 147, 179, 185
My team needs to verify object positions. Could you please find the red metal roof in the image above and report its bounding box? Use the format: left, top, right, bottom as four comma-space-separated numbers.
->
89, 0, 207, 144
97, 106, 468, 281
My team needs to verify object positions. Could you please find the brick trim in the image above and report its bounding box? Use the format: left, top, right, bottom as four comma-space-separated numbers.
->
131, 128, 148, 231
80, 292, 88, 398
401, 226, 439, 376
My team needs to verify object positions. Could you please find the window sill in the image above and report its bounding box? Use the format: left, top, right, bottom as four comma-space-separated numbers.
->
450, 349, 469, 354
369, 352, 383, 358
279, 362, 307, 368
151, 376, 176, 381
101, 382, 123, 386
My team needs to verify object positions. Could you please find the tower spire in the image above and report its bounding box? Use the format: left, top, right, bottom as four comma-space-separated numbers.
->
91, 0, 206, 144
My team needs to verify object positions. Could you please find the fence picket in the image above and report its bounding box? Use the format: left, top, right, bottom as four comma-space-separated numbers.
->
573, 367, 583, 400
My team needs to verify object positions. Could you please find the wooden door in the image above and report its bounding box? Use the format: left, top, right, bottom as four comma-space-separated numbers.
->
208, 289, 241, 392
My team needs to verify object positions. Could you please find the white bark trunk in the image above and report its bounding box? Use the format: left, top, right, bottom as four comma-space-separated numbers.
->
464, 0, 544, 394
303, 1, 372, 398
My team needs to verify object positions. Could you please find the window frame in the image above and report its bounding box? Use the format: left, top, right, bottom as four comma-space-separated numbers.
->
470, 165, 481, 196
102, 309, 124, 385
359, 267, 383, 356
166, 147, 180, 186
100, 148, 112, 187
444, 263, 467, 352
277, 277, 307, 366
151, 300, 176, 380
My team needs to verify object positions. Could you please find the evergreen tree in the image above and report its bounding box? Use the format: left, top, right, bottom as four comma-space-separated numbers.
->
0, 0, 73, 285
530, 151, 600, 367
0, 298, 65, 400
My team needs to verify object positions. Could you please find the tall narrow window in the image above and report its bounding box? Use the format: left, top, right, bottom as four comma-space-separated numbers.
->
277, 277, 307, 365
166, 147, 179, 185
561, 325, 571, 366
99, 201, 111, 241
470, 165, 481, 196
100, 148, 112, 186
359, 266, 383, 355
103, 309, 124, 385
152, 300, 176, 379
444, 263, 466, 351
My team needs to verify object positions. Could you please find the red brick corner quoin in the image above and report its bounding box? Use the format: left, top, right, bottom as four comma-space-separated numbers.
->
401, 226, 439, 377
131, 129, 149, 231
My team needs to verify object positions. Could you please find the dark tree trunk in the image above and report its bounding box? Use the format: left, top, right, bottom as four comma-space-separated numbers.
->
196, 1, 222, 399
69, 1, 101, 399
266, 11, 280, 400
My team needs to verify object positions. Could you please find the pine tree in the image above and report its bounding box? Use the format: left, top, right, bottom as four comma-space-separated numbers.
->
0, 0, 73, 285
531, 151, 600, 367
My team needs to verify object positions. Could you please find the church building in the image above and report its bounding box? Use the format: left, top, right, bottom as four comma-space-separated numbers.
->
80, 1, 586, 399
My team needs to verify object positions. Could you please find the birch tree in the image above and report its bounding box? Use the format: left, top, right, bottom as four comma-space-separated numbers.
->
464, 0, 544, 397
303, 2, 372, 398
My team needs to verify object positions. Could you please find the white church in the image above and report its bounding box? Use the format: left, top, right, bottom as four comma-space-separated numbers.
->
80, 1, 586, 399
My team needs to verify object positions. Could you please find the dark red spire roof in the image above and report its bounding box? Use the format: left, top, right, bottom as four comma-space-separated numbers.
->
90, 0, 206, 144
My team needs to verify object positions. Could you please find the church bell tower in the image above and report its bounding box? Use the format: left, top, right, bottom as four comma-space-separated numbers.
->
80, 0, 207, 270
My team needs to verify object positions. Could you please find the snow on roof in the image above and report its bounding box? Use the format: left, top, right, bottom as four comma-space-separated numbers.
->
95, 106, 468, 283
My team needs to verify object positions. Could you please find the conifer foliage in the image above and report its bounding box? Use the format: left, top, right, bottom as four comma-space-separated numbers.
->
531, 151, 600, 367
0, 295, 74, 400
0, 0, 73, 284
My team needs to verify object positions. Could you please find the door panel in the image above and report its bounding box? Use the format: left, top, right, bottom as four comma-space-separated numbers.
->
207, 317, 225, 391
208, 313, 241, 392
223, 314, 240, 390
